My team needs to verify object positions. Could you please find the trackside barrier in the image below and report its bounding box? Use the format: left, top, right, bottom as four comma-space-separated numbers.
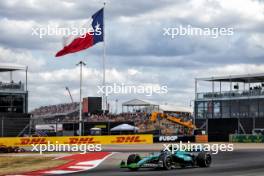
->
0, 135, 153, 147
153, 135, 195, 143
229, 134, 264, 143
153, 135, 208, 143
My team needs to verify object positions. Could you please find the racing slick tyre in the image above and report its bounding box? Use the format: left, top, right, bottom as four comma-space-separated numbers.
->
161, 154, 173, 170
197, 152, 212, 167
127, 154, 141, 171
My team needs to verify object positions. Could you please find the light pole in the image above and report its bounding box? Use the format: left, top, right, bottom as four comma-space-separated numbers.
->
115, 99, 118, 114
77, 61, 86, 136
189, 99, 195, 126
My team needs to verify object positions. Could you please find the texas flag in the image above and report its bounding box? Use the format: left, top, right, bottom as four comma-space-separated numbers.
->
55, 8, 104, 57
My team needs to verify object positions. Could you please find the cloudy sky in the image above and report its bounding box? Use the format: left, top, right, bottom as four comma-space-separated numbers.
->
0, 0, 264, 112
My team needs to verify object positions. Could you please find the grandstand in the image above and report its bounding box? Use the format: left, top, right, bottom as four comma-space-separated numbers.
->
31, 102, 79, 118
0, 65, 30, 137
31, 102, 79, 127
195, 73, 264, 141
31, 99, 193, 136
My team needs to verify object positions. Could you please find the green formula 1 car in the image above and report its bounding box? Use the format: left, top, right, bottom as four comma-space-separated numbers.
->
120, 150, 212, 171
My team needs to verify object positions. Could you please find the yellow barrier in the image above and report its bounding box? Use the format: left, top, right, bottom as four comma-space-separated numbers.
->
0, 135, 153, 146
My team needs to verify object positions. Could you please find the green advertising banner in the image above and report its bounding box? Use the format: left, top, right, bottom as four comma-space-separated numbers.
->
229, 135, 264, 143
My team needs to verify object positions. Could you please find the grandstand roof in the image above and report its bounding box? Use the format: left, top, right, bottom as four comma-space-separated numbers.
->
0, 64, 27, 72
159, 104, 192, 113
197, 73, 264, 83
122, 99, 157, 106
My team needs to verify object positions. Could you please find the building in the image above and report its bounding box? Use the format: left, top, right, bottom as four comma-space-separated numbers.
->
194, 73, 264, 141
0, 65, 30, 137
122, 99, 159, 113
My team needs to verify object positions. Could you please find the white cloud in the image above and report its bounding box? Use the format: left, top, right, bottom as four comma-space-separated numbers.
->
0, 0, 264, 112
127, 68, 140, 75
0, 47, 45, 71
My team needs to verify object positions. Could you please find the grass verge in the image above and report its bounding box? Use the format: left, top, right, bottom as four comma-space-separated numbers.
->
0, 156, 67, 175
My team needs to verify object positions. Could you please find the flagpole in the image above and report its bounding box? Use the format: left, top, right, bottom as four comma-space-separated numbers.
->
77, 61, 86, 136
103, 2, 106, 113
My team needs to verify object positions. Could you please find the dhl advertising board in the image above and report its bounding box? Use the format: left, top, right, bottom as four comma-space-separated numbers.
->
0, 135, 153, 146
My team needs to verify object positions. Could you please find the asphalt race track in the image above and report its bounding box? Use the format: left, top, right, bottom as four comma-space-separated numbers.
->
67, 149, 264, 176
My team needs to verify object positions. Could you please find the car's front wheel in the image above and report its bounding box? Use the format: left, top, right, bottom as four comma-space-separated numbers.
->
161, 154, 173, 170
196, 152, 212, 167
127, 154, 141, 171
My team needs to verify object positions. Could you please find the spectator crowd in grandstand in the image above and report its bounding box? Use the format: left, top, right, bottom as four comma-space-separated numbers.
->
31, 102, 192, 135
31, 102, 79, 116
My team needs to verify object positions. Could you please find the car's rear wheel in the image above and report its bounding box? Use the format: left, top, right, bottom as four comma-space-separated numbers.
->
161, 154, 173, 170
197, 152, 212, 167
127, 154, 141, 171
